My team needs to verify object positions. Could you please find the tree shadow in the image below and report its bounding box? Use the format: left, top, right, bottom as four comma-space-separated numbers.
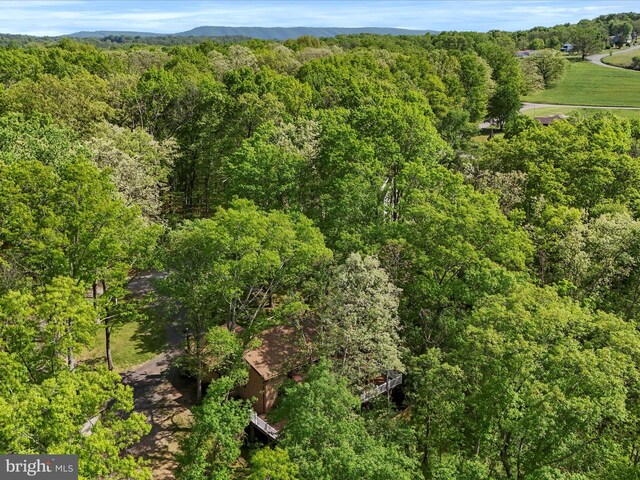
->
131, 300, 172, 356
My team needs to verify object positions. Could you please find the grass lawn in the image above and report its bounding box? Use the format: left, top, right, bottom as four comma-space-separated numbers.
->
601, 49, 639, 69
78, 316, 167, 372
523, 105, 640, 121
523, 61, 640, 107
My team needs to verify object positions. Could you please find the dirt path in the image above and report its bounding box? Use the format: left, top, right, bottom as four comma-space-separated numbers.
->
123, 271, 193, 480
587, 44, 640, 69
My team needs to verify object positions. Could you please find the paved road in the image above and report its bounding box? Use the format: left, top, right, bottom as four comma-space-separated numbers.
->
587, 44, 640, 69
123, 271, 192, 480
521, 102, 640, 111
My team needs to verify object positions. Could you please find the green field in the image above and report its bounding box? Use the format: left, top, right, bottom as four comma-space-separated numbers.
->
523, 61, 640, 107
523, 105, 640, 120
78, 318, 167, 372
601, 49, 640, 68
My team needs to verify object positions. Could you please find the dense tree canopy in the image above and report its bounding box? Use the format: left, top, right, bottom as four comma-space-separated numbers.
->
1, 20, 640, 480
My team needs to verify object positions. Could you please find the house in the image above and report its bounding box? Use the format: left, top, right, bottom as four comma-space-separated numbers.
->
238, 324, 314, 415
515, 50, 533, 57
238, 322, 403, 440
560, 43, 573, 52
534, 114, 569, 126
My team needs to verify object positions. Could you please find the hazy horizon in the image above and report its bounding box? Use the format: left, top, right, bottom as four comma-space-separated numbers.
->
0, 0, 637, 37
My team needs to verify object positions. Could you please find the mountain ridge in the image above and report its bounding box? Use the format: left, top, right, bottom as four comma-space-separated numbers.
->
69, 25, 436, 40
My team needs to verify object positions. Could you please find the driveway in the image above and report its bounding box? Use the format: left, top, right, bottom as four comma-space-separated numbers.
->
123, 271, 192, 480
587, 44, 640, 69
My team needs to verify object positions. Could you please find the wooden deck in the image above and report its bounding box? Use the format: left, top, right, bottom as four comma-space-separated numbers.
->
250, 411, 279, 440
249, 370, 403, 441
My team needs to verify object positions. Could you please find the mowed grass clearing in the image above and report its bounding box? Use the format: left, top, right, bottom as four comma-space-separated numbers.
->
601, 49, 640, 68
523, 61, 640, 107
78, 317, 167, 373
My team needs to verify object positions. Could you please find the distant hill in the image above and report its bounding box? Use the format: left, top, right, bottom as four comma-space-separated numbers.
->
69, 26, 436, 40
70, 30, 162, 38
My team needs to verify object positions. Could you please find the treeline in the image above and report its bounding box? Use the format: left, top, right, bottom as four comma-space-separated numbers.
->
1, 28, 640, 480
514, 11, 640, 50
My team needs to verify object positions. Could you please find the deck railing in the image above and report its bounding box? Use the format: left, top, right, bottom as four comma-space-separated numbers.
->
250, 371, 403, 441
250, 411, 279, 440
360, 371, 403, 403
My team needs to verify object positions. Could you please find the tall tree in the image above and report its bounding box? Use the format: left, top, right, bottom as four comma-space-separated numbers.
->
274, 361, 423, 480
161, 200, 332, 400
318, 253, 404, 385
523, 49, 569, 87
176, 377, 251, 480
572, 23, 606, 60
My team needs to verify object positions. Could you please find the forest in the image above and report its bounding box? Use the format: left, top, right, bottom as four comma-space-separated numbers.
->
1, 11, 640, 480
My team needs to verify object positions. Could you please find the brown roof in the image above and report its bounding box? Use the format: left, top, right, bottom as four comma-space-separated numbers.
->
534, 114, 569, 126
243, 324, 314, 380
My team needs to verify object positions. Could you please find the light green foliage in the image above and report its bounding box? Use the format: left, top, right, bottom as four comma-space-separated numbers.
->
176, 377, 251, 480
452, 284, 640, 478
248, 447, 300, 480
406, 349, 465, 476
161, 200, 331, 398
385, 163, 532, 350
318, 253, 404, 384
2, 72, 112, 135
87, 122, 175, 220
0, 366, 150, 479
481, 114, 640, 216
0, 277, 96, 374
275, 361, 423, 480
523, 49, 570, 87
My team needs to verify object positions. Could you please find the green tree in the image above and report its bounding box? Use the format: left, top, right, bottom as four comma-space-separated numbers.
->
248, 447, 300, 480
571, 23, 605, 60
0, 365, 151, 479
275, 361, 423, 480
161, 200, 332, 399
176, 377, 251, 480
487, 81, 521, 130
523, 49, 569, 87
454, 283, 640, 478
318, 253, 404, 384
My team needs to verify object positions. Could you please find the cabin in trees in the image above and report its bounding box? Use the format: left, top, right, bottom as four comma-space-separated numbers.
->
238, 324, 314, 415
239, 323, 403, 440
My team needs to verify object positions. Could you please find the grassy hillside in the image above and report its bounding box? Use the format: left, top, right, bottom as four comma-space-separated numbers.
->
523, 61, 640, 107
601, 49, 640, 68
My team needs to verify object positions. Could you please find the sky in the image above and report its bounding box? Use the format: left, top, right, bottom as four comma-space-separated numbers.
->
0, 0, 638, 36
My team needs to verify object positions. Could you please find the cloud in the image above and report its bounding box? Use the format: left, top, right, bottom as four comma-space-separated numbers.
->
0, 0, 631, 35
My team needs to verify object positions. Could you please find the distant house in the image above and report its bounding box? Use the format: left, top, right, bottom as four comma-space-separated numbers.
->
515, 50, 533, 57
534, 114, 569, 126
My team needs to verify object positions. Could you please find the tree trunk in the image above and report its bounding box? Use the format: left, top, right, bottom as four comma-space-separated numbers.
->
196, 374, 202, 403
500, 431, 513, 479
101, 280, 114, 370
67, 317, 75, 370
105, 320, 114, 371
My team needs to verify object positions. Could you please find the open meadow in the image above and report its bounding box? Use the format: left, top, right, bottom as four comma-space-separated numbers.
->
523, 60, 640, 107
601, 49, 640, 68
